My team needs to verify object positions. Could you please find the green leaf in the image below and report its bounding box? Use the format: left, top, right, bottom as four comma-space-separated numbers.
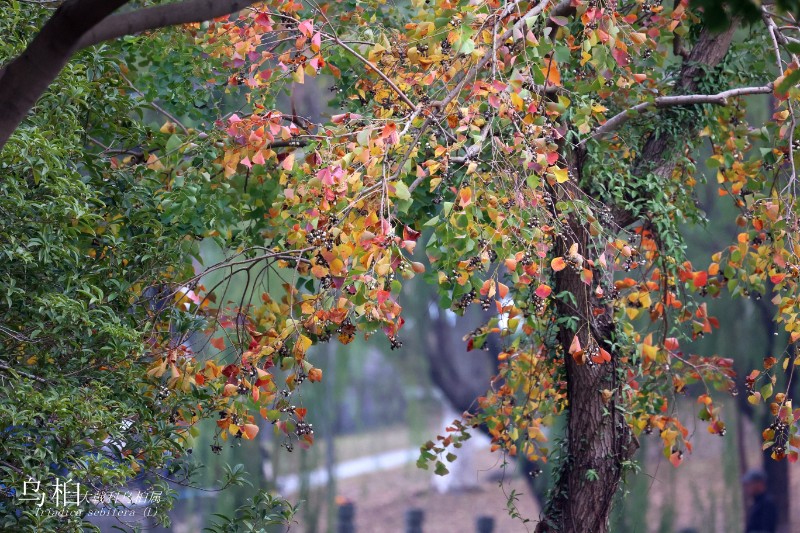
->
761, 383, 773, 400
394, 181, 411, 200
458, 38, 475, 55
166, 133, 182, 154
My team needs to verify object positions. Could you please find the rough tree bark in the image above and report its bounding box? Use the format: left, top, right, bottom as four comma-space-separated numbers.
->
537, 24, 739, 533
535, 219, 639, 533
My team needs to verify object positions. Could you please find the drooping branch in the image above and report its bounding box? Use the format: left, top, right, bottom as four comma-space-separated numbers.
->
0, 0, 262, 151
581, 84, 774, 145
431, 0, 557, 112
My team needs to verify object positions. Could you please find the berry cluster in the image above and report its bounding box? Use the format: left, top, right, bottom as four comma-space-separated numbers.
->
455, 289, 477, 310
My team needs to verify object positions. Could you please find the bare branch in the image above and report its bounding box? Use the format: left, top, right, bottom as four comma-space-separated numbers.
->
581, 84, 773, 146
0, 361, 48, 384
76, 0, 262, 50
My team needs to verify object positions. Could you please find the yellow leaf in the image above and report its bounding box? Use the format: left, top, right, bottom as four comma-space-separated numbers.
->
641, 343, 658, 361
510, 92, 524, 111
295, 334, 313, 356
293, 64, 305, 84
551, 167, 569, 183
568, 243, 579, 256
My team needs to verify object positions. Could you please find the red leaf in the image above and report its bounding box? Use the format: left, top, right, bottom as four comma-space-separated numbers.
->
612, 47, 630, 68
222, 364, 239, 378
692, 271, 708, 288
403, 225, 421, 242
669, 451, 684, 467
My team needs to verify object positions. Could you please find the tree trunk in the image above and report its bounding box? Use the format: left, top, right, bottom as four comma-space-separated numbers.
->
536, 23, 739, 531
536, 224, 638, 533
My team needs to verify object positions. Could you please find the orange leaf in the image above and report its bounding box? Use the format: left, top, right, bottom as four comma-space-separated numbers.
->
535, 284, 552, 298
497, 282, 509, 299
380, 122, 397, 139
308, 367, 323, 382
551, 257, 566, 271
459, 187, 473, 207
592, 347, 611, 364
615, 278, 637, 289
242, 423, 260, 440
210, 337, 225, 351
540, 60, 561, 87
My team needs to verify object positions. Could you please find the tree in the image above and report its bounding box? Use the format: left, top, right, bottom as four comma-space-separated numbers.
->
3, 0, 800, 532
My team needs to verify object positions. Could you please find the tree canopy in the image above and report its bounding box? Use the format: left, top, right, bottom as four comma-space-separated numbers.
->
3, 0, 800, 531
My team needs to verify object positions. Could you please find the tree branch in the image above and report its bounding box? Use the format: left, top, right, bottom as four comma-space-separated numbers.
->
604, 22, 741, 228
0, 361, 48, 384
76, 0, 262, 50
582, 84, 773, 145
0, 0, 130, 150
119, 72, 190, 135
0, 0, 261, 152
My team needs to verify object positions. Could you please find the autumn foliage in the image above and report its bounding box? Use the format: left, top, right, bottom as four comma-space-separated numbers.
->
4, 0, 800, 530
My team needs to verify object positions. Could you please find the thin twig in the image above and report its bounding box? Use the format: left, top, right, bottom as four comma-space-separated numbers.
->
119, 73, 190, 135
